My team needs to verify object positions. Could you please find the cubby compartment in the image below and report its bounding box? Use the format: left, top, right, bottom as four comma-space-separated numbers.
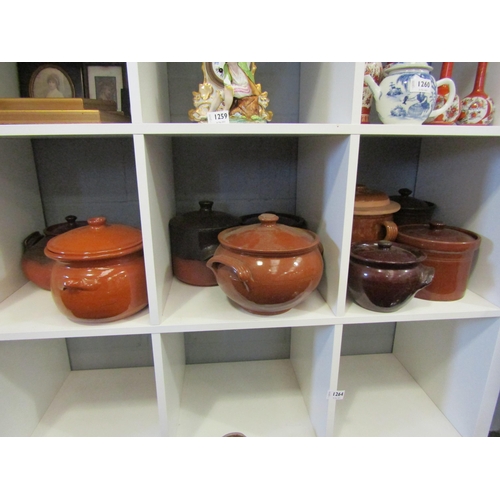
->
0, 335, 159, 437
152, 325, 339, 437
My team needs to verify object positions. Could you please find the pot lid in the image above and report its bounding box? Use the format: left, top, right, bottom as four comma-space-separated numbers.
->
217, 213, 320, 255
384, 62, 433, 73
44, 215, 88, 237
351, 240, 426, 267
389, 188, 435, 211
354, 185, 401, 215
45, 216, 143, 261
397, 221, 481, 251
169, 201, 240, 231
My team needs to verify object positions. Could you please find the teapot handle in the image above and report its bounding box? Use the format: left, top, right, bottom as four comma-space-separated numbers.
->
428, 78, 457, 120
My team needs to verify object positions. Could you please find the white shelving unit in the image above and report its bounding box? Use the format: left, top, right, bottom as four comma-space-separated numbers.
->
1, 62, 500, 437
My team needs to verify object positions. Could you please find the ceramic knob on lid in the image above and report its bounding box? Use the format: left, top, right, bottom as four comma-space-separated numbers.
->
45, 217, 148, 323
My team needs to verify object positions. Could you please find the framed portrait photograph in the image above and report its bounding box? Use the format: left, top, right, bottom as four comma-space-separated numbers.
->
84, 63, 127, 111
17, 63, 84, 98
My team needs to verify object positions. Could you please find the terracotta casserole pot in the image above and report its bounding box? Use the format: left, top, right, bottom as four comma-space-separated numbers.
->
396, 221, 481, 301
206, 213, 324, 315
352, 185, 401, 244
44, 216, 148, 322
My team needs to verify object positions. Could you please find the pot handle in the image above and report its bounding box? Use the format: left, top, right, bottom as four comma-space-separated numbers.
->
428, 78, 457, 120
62, 278, 101, 291
23, 231, 44, 251
418, 265, 435, 290
206, 255, 253, 285
381, 221, 398, 241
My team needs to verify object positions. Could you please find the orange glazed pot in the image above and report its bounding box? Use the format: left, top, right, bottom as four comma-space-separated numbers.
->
206, 213, 324, 315
44, 217, 148, 323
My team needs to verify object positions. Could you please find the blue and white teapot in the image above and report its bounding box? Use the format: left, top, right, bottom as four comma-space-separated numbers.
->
364, 63, 456, 125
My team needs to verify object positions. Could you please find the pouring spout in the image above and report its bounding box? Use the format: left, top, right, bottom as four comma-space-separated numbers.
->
364, 74, 381, 102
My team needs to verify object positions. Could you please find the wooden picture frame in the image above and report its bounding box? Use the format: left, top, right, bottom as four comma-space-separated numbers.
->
83, 63, 127, 112
17, 63, 84, 98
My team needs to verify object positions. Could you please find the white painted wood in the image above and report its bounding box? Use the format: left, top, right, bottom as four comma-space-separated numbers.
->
176, 359, 316, 437
0, 338, 69, 436
290, 325, 340, 437
32, 367, 159, 437
0, 138, 45, 302
393, 319, 500, 437
151, 333, 185, 437
334, 354, 461, 436
133, 135, 175, 324
297, 135, 360, 316
299, 63, 359, 124
128, 62, 170, 124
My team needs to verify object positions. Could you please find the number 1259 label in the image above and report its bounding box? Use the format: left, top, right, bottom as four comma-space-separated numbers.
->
207, 110, 230, 124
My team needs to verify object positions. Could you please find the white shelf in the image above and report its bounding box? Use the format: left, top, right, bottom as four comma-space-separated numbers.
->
31, 367, 159, 437
160, 279, 337, 331
0, 283, 153, 340
333, 354, 461, 437
343, 290, 500, 324
176, 359, 316, 437
3, 122, 500, 138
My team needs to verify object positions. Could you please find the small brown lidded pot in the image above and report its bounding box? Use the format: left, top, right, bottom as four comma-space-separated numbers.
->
21, 215, 87, 291
169, 201, 241, 286
389, 188, 437, 226
44, 217, 148, 322
396, 221, 481, 301
352, 185, 401, 244
349, 241, 434, 312
206, 213, 324, 315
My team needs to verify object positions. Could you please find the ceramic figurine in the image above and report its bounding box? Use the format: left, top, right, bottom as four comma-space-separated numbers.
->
189, 62, 273, 123
364, 62, 456, 125
361, 62, 383, 123
457, 62, 495, 125
425, 62, 461, 125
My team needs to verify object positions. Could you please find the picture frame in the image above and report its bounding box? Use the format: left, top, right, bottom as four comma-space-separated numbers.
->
83, 63, 127, 112
17, 63, 84, 98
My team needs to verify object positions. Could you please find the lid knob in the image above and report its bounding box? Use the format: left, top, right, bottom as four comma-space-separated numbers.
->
199, 200, 214, 214
259, 213, 279, 225
398, 188, 412, 197
88, 216, 107, 228
430, 221, 445, 231
377, 240, 392, 250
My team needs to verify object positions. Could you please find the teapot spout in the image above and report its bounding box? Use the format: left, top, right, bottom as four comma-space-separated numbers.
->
364, 74, 382, 102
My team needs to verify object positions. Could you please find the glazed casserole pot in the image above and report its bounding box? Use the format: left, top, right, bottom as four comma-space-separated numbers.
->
348, 240, 434, 312
352, 185, 401, 244
389, 188, 437, 226
396, 221, 481, 301
169, 201, 240, 286
206, 213, 324, 315
44, 216, 148, 322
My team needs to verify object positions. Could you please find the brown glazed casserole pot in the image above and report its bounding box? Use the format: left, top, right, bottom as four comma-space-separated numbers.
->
21, 215, 87, 290
352, 185, 401, 243
45, 216, 148, 322
349, 240, 434, 312
206, 213, 324, 315
389, 188, 437, 226
396, 221, 481, 301
169, 201, 240, 286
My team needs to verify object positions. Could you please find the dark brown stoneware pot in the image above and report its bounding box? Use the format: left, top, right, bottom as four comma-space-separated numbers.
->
45, 216, 148, 322
349, 240, 434, 312
389, 188, 437, 225
352, 185, 401, 243
396, 221, 481, 301
169, 201, 240, 286
206, 213, 324, 315
21, 215, 87, 291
